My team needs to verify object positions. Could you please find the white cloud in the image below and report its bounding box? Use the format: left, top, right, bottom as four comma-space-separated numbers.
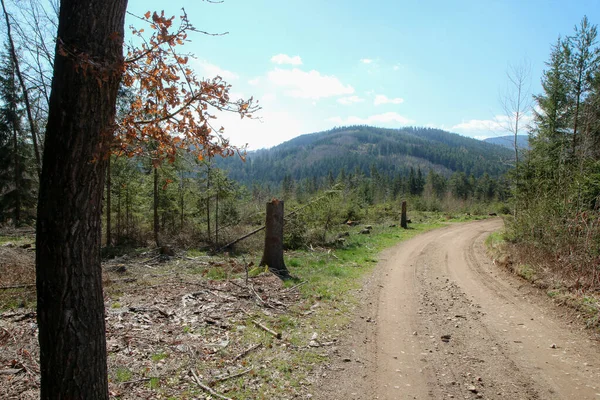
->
248, 77, 261, 86
360, 58, 374, 64
337, 95, 364, 105
328, 112, 414, 126
452, 118, 503, 134
194, 60, 239, 81
270, 54, 303, 65
374, 94, 405, 106
393, 65, 400, 71
261, 93, 277, 103
267, 68, 354, 99
213, 109, 320, 150
451, 113, 534, 138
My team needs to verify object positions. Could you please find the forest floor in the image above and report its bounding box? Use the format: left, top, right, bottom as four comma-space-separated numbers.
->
1, 217, 599, 399
313, 219, 600, 400
0, 216, 445, 399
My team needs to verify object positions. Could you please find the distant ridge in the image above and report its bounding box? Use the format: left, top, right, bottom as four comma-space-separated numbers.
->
483, 135, 529, 150
217, 126, 514, 186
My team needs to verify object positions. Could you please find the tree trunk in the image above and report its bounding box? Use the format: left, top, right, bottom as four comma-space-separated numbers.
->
11, 125, 20, 226
215, 185, 219, 246
125, 185, 130, 238
180, 172, 185, 231
400, 200, 408, 229
206, 159, 211, 244
35, 1, 127, 399
106, 155, 111, 246
260, 199, 290, 279
116, 183, 121, 243
153, 166, 160, 247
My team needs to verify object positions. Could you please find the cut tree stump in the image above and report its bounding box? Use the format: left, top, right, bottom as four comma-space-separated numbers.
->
260, 199, 290, 279
401, 200, 408, 229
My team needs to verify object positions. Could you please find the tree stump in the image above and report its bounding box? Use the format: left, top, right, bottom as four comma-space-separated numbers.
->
260, 199, 290, 279
401, 200, 408, 229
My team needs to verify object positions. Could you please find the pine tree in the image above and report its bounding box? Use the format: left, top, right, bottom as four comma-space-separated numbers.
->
0, 43, 36, 225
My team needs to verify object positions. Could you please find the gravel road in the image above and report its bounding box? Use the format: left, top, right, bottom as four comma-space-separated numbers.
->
315, 219, 600, 399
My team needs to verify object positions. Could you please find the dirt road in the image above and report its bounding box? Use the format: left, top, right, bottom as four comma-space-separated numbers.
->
315, 219, 600, 399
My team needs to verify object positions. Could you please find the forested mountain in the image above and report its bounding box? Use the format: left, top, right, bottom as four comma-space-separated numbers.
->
218, 126, 514, 186
483, 135, 529, 149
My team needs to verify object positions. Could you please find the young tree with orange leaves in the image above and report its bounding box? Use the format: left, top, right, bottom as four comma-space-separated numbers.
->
104, 10, 258, 246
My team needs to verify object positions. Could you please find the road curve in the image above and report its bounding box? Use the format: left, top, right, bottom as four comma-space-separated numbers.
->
315, 219, 600, 399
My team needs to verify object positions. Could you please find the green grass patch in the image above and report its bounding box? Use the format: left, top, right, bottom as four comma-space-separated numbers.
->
516, 264, 535, 281
287, 222, 443, 305
206, 266, 228, 280
485, 231, 504, 248
151, 352, 168, 362
0, 235, 32, 245
0, 289, 36, 312
148, 377, 160, 389
114, 367, 133, 383
187, 249, 207, 257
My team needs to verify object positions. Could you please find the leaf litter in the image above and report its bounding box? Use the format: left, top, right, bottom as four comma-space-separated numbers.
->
0, 248, 341, 399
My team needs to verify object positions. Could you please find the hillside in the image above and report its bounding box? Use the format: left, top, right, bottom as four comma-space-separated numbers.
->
483, 135, 529, 149
218, 126, 514, 186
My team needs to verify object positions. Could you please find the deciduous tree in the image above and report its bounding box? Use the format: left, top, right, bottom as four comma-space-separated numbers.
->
36, 1, 127, 398
36, 1, 256, 397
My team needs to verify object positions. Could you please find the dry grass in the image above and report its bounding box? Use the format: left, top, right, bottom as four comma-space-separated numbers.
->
487, 230, 600, 331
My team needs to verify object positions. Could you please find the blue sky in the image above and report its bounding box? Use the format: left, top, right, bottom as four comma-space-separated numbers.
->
127, 0, 600, 149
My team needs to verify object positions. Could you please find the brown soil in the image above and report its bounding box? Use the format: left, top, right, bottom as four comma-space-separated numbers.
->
314, 219, 600, 399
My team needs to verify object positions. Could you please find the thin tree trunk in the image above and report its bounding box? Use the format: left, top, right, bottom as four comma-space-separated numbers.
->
206, 159, 211, 244
260, 199, 290, 279
35, 1, 127, 398
180, 172, 184, 230
116, 183, 121, 243
1, 0, 42, 177
153, 166, 160, 247
572, 73, 583, 155
125, 185, 130, 237
12, 125, 20, 226
106, 155, 111, 246
215, 185, 219, 245
514, 107, 520, 220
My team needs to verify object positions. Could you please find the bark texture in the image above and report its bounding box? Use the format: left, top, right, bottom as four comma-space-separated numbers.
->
401, 200, 408, 229
35, 1, 127, 398
260, 199, 290, 279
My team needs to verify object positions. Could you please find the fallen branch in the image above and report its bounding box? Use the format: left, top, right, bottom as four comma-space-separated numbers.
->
108, 277, 138, 284
252, 319, 282, 339
190, 369, 232, 400
282, 280, 307, 293
140, 254, 161, 264
217, 225, 266, 253
1, 311, 36, 321
233, 343, 262, 362
120, 377, 151, 385
210, 367, 253, 384
0, 283, 36, 290
0, 368, 23, 375
249, 283, 276, 309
